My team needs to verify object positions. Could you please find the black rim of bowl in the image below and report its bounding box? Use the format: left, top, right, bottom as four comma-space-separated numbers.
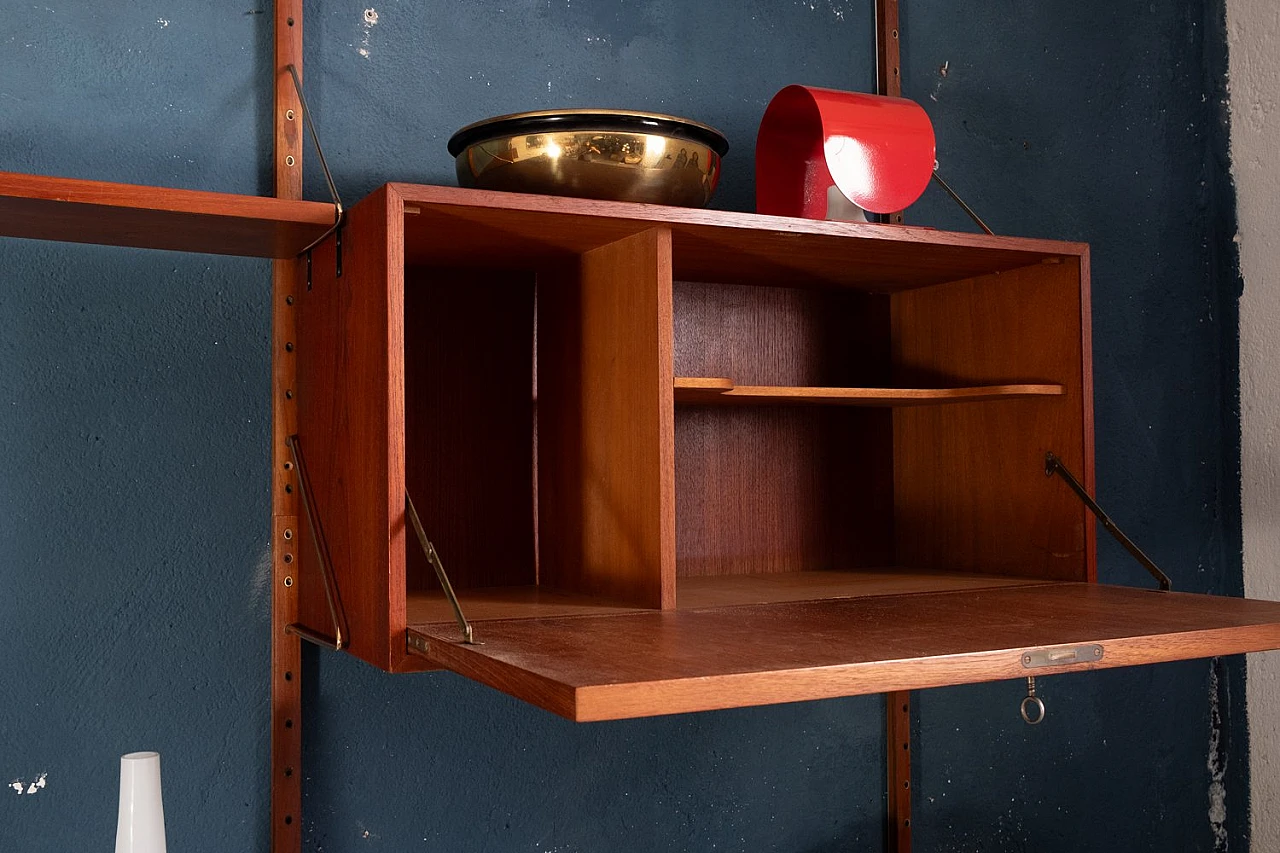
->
447, 110, 729, 158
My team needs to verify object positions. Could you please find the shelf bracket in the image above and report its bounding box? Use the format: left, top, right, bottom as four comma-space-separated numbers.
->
285, 63, 344, 287
405, 491, 479, 645
930, 172, 995, 236
1045, 452, 1173, 591
285, 434, 352, 649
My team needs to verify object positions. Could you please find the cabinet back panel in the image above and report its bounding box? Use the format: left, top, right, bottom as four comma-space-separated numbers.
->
673, 282, 891, 386
892, 261, 1091, 581
403, 266, 537, 592
672, 281, 894, 575
675, 407, 894, 575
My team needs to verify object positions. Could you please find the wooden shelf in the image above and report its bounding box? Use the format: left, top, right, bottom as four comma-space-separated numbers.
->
673, 378, 1065, 406
0, 171, 334, 258
408, 583, 1280, 721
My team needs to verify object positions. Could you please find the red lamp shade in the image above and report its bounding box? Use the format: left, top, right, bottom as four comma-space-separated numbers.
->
756, 85, 936, 218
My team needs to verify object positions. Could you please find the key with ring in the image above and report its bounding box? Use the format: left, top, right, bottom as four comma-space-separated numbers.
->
1020, 676, 1046, 725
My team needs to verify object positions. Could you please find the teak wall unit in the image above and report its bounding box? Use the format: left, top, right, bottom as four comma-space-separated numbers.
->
282, 182, 1280, 721
6, 168, 1280, 835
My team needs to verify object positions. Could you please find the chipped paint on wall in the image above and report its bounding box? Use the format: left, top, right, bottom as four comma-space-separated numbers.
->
359, 8, 379, 58
1207, 660, 1229, 851
1232, 0, 1280, 848
10, 773, 48, 795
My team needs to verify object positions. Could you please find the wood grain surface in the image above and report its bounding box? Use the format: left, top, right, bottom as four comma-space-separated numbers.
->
673, 281, 894, 576
408, 583, 1280, 721
271, 8, 306, 851
537, 228, 676, 608
393, 183, 1084, 292
0, 170, 333, 258
673, 380, 1064, 406
892, 260, 1090, 581
294, 186, 406, 670
405, 569, 1050, 624
674, 568, 1049, 608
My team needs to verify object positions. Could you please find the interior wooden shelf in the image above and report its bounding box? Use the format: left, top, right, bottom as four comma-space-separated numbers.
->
673, 378, 1066, 406
406, 569, 1054, 626
409, 583, 1280, 721
0, 171, 334, 258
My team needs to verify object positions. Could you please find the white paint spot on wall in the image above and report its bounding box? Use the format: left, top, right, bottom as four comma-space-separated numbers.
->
249, 544, 272, 611
10, 773, 47, 795
930, 61, 950, 103
792, 0, 849, 21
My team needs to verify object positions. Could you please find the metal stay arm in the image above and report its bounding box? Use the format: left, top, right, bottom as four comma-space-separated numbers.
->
1045, 452, 1172, 591
284, 434, 351, 649
405, 492, 479, 645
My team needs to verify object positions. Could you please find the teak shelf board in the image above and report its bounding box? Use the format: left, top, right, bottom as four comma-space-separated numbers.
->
408, 584, 1280, 721
672, 378, 1066, 406
391, 183, 1084, 292
0, 171, 334, 258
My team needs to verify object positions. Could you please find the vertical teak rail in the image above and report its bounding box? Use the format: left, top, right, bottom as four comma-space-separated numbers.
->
875, 0, 905, 229
271, 2, 304, 852
876, 1, 912, 850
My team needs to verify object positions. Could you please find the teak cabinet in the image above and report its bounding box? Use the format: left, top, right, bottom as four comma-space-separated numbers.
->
287, 182, 1280, 721
4, 171, 1280, 723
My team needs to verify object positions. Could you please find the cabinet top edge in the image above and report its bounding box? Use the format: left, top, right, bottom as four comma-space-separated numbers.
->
382, 182, 1089, 258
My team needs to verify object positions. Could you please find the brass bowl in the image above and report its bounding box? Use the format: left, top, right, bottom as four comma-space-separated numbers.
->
448, 109, 729, 208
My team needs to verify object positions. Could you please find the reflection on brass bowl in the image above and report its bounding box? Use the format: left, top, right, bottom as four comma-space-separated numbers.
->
447, 109, 729, 208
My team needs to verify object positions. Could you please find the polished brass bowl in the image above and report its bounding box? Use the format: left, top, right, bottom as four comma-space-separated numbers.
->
448, 109, 729, 208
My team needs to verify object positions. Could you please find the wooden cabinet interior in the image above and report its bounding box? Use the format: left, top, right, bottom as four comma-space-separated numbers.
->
293, 184, 1099, 673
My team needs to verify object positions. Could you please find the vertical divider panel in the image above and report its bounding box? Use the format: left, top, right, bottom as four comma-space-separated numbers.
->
295, 186, 407, 669
538, 228, 676, 609
891, 259, 1091, 581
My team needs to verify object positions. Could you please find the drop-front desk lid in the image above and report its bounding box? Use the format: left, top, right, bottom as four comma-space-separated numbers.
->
407, 582, 1280, 721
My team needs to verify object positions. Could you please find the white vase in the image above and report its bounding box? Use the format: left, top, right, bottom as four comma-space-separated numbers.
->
114, 751, 167, 853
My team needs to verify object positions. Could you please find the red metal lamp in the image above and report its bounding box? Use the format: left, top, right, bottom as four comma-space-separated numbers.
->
756, 85, 936, 220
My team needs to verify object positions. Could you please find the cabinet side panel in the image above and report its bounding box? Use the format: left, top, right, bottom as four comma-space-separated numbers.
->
295, 187, 403, 669
538, 229, 675, 608
403, 266, 536, 592
892, 259, 1090, 581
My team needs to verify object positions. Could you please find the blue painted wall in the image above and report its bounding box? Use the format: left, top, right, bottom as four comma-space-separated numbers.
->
0, 1, 1244, 851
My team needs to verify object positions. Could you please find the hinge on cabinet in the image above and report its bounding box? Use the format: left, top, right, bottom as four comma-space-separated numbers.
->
1045, 452, 1173, 591
286, 63, 345, 283
405, 491, 479, 645
284, 434, 351, 650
